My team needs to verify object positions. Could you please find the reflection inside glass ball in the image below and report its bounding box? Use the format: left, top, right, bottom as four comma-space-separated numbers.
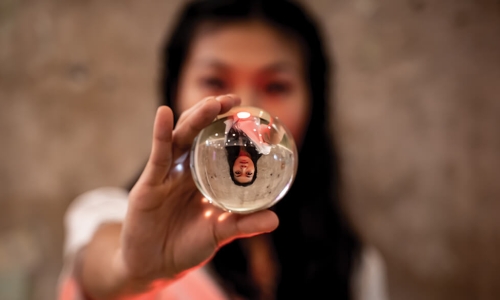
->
190, 106, 298, 214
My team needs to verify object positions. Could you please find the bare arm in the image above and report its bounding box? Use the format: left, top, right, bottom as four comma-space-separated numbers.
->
73, 95, 279, 300
77, 223, 135, 299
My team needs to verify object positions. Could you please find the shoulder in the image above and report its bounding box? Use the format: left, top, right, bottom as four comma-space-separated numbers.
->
64, 187, 129, 233
59, 187, 131, 299
66, 187, 128, 214
63, 187, 129, 258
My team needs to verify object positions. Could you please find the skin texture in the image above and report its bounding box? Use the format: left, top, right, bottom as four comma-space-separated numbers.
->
177, 21, 310, 146
80, 96, 279, 299
79, 21, 310, 300
176, 21, 309, 300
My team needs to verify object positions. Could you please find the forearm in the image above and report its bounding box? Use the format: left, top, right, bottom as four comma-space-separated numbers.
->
76, 223, 158, 300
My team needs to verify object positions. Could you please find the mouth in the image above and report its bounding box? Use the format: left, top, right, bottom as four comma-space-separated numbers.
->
239, 160, 248, 164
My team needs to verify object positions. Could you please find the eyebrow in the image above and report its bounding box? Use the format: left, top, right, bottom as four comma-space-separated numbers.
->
262, 62, 296, 73
194, 59, 297, 74
195, 59, 227, 70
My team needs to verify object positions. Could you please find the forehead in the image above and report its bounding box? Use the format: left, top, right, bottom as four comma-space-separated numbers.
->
186, 21, 304, 72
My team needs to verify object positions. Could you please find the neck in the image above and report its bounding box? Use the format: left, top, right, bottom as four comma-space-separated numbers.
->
239, 147, 250, 157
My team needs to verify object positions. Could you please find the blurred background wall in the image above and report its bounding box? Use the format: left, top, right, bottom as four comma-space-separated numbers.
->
0, 0, 499, 299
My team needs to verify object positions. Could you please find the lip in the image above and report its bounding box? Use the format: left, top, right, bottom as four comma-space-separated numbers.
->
239, 160, 248, 163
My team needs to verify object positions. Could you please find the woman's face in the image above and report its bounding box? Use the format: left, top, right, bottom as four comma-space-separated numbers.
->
232, 155, 255, 184
176, 21, 311, 146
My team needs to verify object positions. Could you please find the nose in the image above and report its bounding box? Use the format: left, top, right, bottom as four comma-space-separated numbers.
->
233, 86, 258, 107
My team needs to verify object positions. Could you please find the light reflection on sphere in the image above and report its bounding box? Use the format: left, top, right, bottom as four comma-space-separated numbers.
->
190, 106, 298, 213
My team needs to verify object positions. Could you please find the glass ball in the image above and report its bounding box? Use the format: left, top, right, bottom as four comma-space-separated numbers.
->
190, 106, 298, 214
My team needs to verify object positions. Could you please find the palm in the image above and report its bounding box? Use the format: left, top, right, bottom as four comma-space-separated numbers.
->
120, 95, 279, 283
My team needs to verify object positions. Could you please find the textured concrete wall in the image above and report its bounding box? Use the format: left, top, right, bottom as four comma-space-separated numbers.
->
0, 1, 183, 298
308, 0, 500, 299
1, 0, 499, 299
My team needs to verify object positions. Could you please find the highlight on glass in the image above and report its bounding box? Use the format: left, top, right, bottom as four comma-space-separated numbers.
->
190, 106, 298, 213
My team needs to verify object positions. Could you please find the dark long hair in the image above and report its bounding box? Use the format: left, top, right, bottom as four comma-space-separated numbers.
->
134, 0, 360, 299
225, 126, 261, 187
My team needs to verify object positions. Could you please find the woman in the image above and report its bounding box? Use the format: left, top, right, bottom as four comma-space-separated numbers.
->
58, 0, 364, 299
225, 122, 262, 186
224, 111, 283, 186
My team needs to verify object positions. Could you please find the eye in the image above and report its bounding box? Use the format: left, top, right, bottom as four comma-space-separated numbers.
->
264, 82, 290, 95
201, 77, 227, 91
235, 171, 241, 175
246, 172, 253, 176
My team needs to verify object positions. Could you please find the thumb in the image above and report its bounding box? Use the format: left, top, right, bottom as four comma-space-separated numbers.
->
213, 210, 279, 247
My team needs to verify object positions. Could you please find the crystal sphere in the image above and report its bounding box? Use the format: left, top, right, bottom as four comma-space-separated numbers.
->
190, 106, 298, 214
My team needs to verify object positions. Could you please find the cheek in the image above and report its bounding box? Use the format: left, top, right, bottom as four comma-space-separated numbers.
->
176, 81, 201, 114
260, 95, 310, 148
176, 75, 216, 114
278, 104, 310, 147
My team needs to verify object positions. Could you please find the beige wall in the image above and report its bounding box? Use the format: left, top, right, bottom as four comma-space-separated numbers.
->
1, 0, 499, 299
316, 1, 500, 299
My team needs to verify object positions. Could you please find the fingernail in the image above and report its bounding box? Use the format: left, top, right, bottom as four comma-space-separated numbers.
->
215, 95, 227, 102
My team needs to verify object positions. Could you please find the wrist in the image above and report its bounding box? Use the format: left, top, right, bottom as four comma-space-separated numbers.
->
108, 248, 170, 298
77, 224, 155, 300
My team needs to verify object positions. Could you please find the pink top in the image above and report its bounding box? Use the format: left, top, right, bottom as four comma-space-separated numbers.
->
224, 116, 272, 155
57, 187, 229, 300
58, 187, 388, 300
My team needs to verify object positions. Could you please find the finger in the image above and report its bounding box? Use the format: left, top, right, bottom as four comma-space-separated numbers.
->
140, 106, 174, 185
235, 210, 279, 236
176, 96, 216, 128
172, 97, 232, 158
176, 94, 241, 129
212, 210, 279, 247
217, 94, 241, 114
